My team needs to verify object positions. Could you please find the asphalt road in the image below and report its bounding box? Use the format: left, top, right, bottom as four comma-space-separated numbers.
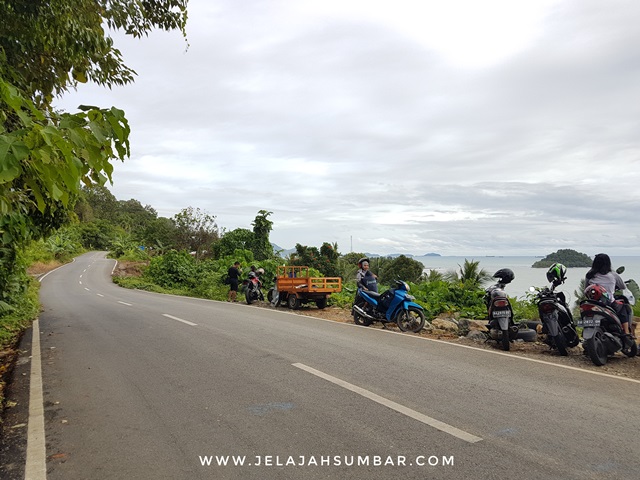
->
6, 252, 640, 479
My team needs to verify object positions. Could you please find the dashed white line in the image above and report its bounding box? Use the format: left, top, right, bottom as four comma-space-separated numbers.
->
118, 301, 132, 306
293, 363, 482, 444
84, 287, 90, 292
96, 293, 104, 297
162, 314, 197, 326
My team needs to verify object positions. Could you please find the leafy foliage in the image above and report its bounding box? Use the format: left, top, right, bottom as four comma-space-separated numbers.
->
378, 255, 425, 285
251, 210, 274, 261
532, 249, 592, 268
443, 259, 492, 288
0, 0, 189, 339
172, 207, 219, 259
213, 228, 254, 259
144, 250, 197, 289
289, 242, 341, 277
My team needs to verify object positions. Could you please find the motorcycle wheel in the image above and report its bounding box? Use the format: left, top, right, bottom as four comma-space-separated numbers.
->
267, 288, 274, 303
553, 333, 568, 356
501, 329, 510, 351
584, 329, 607, 366
396, 307, 425, 333
245, 290, 253, 305
353, 310, 373, 327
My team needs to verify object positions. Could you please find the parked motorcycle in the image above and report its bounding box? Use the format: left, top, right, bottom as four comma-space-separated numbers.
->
529, 263, 579, 356
484, 268, 519, 351
352, 280, 425, 333
578, 266, 638, 366
243, 271, 264, 304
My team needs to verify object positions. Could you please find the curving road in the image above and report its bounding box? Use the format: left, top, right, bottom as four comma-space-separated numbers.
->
9, 252, 640, 479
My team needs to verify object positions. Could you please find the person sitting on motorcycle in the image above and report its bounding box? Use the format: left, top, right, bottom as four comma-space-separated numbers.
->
585, 253, 632, 337
356, 259, 378, 293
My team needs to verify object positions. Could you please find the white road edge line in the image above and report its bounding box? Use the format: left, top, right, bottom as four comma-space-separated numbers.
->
292, 363, 482, 444
162, 314, 197, 326
25, 319, 46, 480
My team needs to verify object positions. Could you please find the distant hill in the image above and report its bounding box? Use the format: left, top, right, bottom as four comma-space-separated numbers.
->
423, 253, 441, 257
532, 249, 592, 268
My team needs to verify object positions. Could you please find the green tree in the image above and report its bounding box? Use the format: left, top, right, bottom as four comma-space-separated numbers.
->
444, 259, 492, 288
118, 198, 157, 238
213, 228, 254, 259
140, 217, 177, 254
251, 210, 274, 261
0, 1, 188, 306
378, 255, 424, 285
172, 207, 219, 260
80, 184, 120, 223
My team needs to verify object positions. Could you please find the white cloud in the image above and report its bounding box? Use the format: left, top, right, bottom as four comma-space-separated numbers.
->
54, 0, 640, 256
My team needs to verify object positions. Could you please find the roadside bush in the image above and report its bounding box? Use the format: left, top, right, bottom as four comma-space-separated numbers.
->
144, 250, 197, 289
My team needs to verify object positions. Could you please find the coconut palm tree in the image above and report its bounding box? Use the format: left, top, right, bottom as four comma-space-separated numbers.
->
444, 259, 492, 288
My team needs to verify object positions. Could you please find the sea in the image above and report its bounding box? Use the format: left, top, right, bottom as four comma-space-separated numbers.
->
409, 255, 640, 305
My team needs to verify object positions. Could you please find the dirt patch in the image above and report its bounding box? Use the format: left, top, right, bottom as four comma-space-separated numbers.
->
112, 260, 147, 278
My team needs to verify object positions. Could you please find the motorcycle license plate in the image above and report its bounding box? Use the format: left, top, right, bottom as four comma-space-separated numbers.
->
492, 310, 510, 317
577, 316, 600, 327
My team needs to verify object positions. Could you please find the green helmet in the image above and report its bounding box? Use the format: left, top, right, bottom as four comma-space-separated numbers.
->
546, 263, 567, 284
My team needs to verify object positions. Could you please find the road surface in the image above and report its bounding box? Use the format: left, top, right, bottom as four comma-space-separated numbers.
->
3, 252, 639, 479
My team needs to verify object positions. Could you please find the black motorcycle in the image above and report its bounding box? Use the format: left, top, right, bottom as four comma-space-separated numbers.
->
484, 268, 519, 351
578, 267, 638, 366
242, 272, 264, 305
529, 263, 579, 356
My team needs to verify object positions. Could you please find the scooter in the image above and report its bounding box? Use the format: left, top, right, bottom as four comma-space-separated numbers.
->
242, 272, 264, 304
529, 263, 579, 356
578, 266, 638, 366
484, 268, 519, 351
352, 280, 426, 333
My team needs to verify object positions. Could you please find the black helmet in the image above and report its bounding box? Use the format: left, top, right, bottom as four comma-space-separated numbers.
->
493, 268, 515, 284
357, 257, 370, 268
546, 263, 567, 284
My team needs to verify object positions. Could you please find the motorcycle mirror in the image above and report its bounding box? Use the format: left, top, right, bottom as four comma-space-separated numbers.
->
616, 266, 625, 275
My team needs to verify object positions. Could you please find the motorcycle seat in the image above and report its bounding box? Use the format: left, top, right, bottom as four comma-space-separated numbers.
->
363, 290, 382, 299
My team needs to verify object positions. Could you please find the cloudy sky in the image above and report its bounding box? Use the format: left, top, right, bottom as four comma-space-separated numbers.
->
55, 0, 640, 256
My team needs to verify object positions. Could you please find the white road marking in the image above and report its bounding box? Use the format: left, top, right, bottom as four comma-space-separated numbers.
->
96, 294, 104, 297
118, 301, 132, 306
25, 319, 46, 480
163, 314, 197, 326
293, 363, 482, 444
84, 287, 90, 292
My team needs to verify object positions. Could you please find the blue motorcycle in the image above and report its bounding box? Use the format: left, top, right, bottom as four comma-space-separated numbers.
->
351, 280, 426, 332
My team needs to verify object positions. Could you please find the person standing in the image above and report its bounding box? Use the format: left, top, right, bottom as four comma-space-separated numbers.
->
227, 261, 241, 302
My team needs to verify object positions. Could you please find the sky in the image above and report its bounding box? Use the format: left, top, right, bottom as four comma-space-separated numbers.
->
55, 0, 640, 257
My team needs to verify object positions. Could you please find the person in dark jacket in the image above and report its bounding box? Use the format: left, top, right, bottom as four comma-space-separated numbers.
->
227, 261, 241, 302
356, 259, 378, 293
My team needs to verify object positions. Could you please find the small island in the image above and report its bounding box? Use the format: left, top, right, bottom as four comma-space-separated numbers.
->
532, 249, 592, 268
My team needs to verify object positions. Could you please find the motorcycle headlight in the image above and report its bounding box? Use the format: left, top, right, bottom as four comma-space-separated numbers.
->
407, 294, 416, 301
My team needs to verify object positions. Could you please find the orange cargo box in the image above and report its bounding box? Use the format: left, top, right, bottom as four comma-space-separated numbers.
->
275, 266, 342, 294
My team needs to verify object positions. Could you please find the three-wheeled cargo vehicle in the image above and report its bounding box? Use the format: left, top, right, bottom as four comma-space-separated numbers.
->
268, 265, 342, 310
